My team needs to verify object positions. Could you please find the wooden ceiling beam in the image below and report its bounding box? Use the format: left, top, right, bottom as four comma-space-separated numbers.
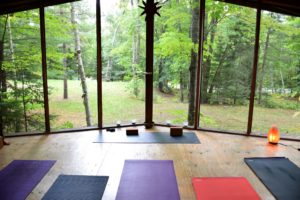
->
217, 0, 300, 16
0, 0, 79, 15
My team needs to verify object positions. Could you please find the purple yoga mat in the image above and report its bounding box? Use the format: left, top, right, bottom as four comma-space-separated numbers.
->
116, 160, 180, 200
0, 160, 56, 200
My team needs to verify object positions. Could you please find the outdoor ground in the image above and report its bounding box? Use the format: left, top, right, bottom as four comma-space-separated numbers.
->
48, 80, 300, 138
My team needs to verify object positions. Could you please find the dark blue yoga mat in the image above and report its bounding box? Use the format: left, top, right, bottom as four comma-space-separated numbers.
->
0, 160, 56, 200
94, 131, 200, 144
42, 175, 109, 200
116, 160, 180, 200
245, 157, 300, 200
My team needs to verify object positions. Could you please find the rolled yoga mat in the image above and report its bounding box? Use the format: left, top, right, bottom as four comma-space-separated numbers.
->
116, 160, 180, 200
94, 131, 200, 144
245, 157, 300, 200
42, 175, 109, 200
0, 160, 56, 200
192, 177, 261, 200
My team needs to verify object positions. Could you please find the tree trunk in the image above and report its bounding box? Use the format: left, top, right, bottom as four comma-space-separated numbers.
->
131, 0, 140, 98
208, 44, 229, 95
21, 73, 28, 132
0, 40, 6, 93
7, 16, 22, 132
63, 43, 68, 99
0, 15, 9, 137
201, 16, 217, 104
270, 66, 274, 93
180, 70, 184, 102
177, 0, 184, 103
187, 0, 199, 126
156, 24, 166, 93
71, 3, 92, 126
0, 39, 4, 136
158, 57, 164, 92
258, 27, 271, 104
279, 69, 285, 94
105, 23, 120, 81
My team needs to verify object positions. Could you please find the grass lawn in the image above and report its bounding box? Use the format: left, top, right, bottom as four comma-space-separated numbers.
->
48, 79, 300, 137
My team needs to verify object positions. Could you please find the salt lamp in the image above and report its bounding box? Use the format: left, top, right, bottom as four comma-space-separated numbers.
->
268, 125, 280, 144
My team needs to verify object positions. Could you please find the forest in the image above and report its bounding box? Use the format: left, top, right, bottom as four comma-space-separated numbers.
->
0, 0, 299, 137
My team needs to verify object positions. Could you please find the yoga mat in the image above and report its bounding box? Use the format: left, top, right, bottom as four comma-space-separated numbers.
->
42, 175, 109, 200
0, 160, 56, 200
94, 131, 200, 144
192, 177, 261, 200
245, 157, 300, 200
116, 160, 180, 200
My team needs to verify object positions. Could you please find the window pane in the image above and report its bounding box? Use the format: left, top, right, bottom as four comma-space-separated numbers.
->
252, 11, 300, 139
101, 0, 145, 126
46, 0, 97, 130
153, 0, 200, 127
199, 1, 256, 132
0, 10, 44, 136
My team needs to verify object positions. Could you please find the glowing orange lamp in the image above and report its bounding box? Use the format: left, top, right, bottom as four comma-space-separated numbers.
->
268, 125, 280, 144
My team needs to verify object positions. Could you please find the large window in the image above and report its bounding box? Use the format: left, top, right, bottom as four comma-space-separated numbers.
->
252, 11, 300, 138
45, 0, 97, 131
101, 0, 145, 126
199, 1, 256, 132
0, 10, 44, 136
153, 0, 200, 127
0, 0, 299, 139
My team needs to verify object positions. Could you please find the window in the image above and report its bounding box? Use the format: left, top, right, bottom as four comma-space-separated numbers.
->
0, 10, 44, 136
101, 0, 145, 126
45, 0, 98, 130
252, 11, 300, 138
199, 1, 256, 133
153, 0, 200, 127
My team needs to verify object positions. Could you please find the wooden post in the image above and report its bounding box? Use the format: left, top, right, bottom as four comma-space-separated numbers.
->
194, 0, 205, 129
140, 0, 161, 129
247, 8, 261, 135
96, 0, 103, 128
40, 7, 50, 133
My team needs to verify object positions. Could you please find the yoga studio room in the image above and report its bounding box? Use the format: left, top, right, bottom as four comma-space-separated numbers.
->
0, 0, 300, 199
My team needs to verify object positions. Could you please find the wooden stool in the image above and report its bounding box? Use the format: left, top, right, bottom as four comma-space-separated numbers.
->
126, 128, 139, 135
170, 127, 183, 137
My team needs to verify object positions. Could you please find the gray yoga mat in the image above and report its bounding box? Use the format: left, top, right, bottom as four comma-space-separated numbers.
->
94, 131, 200, 144
42, 175, 109, 200
116, 160, 180, 200
245, 157, 300, 200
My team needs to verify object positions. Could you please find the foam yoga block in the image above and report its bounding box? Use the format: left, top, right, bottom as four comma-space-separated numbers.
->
126, 128, 139, 135
170, 127, 183, 137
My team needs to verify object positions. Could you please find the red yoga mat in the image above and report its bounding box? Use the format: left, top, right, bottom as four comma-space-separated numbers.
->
192, 177, 261, 200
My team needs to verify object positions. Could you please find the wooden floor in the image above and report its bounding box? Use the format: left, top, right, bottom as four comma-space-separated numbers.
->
0, 126, 299, 200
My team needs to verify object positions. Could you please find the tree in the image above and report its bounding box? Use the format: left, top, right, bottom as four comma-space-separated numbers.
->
71, 2, 92, 126
187, 0, 199, 125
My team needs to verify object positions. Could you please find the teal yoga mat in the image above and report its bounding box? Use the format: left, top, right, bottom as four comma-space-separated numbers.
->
42, 175, 109, 200
94, 131, 200, 144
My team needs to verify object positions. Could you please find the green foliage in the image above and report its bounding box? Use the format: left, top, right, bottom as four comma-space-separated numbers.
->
259, 94, 300, 110
59, 121, 74, 129
126, 77, 144, 100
